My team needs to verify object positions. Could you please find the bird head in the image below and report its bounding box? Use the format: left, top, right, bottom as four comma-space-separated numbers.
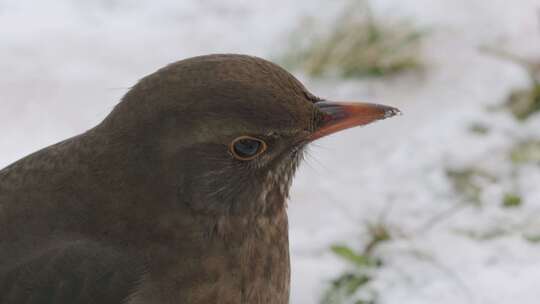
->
100, 54, 400, 218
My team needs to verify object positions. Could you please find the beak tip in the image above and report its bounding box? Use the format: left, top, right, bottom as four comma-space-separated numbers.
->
383, 107, 402, 119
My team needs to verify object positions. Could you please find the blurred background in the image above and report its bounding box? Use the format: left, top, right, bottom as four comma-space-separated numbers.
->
2, 0, 540, 303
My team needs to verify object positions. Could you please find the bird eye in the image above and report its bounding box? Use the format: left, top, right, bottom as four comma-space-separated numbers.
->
229, 136, 267, 160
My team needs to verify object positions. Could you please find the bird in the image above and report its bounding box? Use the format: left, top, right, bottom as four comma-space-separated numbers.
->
0, 54, 400, 304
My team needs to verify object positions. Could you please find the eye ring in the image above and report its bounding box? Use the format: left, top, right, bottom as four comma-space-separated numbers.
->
229, 136, 267, 161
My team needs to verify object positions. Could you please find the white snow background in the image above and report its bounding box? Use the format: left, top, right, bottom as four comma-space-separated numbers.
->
1, 0, 540, 303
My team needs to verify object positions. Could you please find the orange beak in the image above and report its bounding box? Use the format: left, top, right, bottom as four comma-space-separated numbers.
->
310, 101, 401, 141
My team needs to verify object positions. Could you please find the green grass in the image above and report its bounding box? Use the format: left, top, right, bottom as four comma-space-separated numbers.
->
281, 0, 425, 79
506, 85, 540, 120
321, 223, 390, 304
502, 193, 523, 208
468, 123, 490, 135
480, 46, 540, 120
445, 168, 496, 205
509, 140, 540, 164
524, 234, 540, 243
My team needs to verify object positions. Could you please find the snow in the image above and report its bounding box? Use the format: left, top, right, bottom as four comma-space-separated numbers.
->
2, 0, 540, 303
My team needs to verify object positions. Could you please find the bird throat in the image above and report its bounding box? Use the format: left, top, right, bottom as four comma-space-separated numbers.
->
156, 150, 304, 303
257, 150, 303, 214
212, 152, 302, 303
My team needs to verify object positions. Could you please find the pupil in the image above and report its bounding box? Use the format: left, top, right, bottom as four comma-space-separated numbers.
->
234, 139, 260, 157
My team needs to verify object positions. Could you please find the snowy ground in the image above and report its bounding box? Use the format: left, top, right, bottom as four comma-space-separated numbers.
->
2, 0, 540, 303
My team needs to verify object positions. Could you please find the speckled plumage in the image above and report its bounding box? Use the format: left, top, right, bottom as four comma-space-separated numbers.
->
0, 54, 320, 304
